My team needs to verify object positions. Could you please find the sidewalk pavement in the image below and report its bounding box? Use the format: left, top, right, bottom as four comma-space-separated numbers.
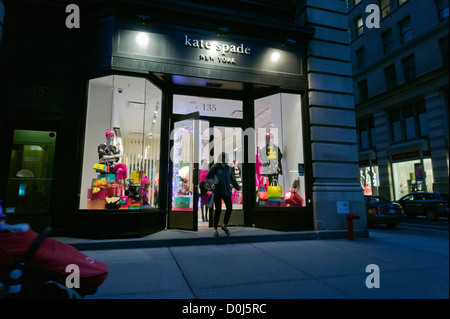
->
53, 227, 449, 300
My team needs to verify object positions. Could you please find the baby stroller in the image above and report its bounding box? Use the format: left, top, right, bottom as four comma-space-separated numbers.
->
0, 225, 108, 299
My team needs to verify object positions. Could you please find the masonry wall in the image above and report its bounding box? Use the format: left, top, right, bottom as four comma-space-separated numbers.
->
295, 0, 367, 232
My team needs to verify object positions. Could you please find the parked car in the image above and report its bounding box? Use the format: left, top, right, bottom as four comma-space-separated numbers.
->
396, 192, 449, 220
365, 195, 406, 228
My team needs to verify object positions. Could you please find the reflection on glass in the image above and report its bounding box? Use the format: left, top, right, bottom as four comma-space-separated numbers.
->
172, 120, 194, 211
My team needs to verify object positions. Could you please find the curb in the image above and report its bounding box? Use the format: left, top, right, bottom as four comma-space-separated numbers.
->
66, 229, 370, 251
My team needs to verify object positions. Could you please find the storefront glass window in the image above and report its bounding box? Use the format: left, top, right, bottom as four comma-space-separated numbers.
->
360, 166, 379, 196
392, 158, 434, 200
255, 93, 305, 207
79, 75, 162, 210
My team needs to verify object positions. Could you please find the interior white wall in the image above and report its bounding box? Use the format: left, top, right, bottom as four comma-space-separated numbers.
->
79, 78, 113, 209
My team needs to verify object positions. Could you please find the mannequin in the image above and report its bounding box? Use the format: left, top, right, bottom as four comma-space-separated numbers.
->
141, 176, 150, 206
232, 160, 242, 204
255, 147, 265, 191
199, 160, 209, 222
98, 130, 127, 183
260, 133, 283, 186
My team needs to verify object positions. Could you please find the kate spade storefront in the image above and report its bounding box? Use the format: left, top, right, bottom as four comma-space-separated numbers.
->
72, 13, 315, 238
3, 1, 367, 240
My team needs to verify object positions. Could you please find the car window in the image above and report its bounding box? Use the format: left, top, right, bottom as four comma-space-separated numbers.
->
423, 194, 436, 200
403, 195, 414, 201
413, 194, 424, 200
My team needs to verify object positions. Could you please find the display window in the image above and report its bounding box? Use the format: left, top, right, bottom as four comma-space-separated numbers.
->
360, 166, 379, 196
254, 93, 305, 207
392, 158, 434, 200
79, 75, 162, 210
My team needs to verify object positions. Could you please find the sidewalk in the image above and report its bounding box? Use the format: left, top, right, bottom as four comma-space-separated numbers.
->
54, 228, 449, 300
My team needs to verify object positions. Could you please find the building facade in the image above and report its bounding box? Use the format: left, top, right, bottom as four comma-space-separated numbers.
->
0, 0, 367, 238
350, 0, 449, 200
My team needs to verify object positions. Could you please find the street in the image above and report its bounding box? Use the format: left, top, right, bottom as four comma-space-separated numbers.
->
371, 216, 449, 239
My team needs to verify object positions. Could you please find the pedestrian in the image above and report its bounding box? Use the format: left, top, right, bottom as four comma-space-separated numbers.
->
206, 152, 241, 237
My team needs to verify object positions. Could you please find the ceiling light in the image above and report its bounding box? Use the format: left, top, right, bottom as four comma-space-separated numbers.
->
271, 51, 281, 62
136, 32, 149, 48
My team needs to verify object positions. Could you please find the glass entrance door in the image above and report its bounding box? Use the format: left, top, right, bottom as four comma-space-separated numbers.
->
5, 130, 56, 215
208, 125, 245, 226
168, 112, 200, 230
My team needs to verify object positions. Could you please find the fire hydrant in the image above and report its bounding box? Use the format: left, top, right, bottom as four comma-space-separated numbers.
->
346, 213, 360, 240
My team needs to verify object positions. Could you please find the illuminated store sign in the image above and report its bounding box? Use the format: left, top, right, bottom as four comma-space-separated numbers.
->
184, 34, 251, 65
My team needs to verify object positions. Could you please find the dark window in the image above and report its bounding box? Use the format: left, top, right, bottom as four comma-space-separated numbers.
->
416, 101, 428, 137
385, 64, 397, 90
390, 109, 403, 143
437, 0, 449, 21
358, 117, 376, 151
399, 17, 413, 44
402, 55, 416, 82
398, 0, 408, 6
356, 47, 366, 69
440, 35, 449, 65
403, 106, 416, 140
382, 29, 394, 54
0, 0, 4, 45
358, 79, 368, 103
389, 100, 427, 144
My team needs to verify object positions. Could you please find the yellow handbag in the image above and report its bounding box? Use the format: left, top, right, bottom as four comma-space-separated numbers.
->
93, 163, 109, 173
267, 185, 282, 199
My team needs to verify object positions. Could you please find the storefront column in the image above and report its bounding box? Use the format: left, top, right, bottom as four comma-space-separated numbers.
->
297, 1, 367, 234
424, 89, 449, 194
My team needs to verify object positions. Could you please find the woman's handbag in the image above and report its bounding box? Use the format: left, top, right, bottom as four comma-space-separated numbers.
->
205, 192, 215, 208
205, 175, 219, 191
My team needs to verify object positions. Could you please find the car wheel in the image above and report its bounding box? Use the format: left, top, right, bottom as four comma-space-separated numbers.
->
425, 209, 437, 220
